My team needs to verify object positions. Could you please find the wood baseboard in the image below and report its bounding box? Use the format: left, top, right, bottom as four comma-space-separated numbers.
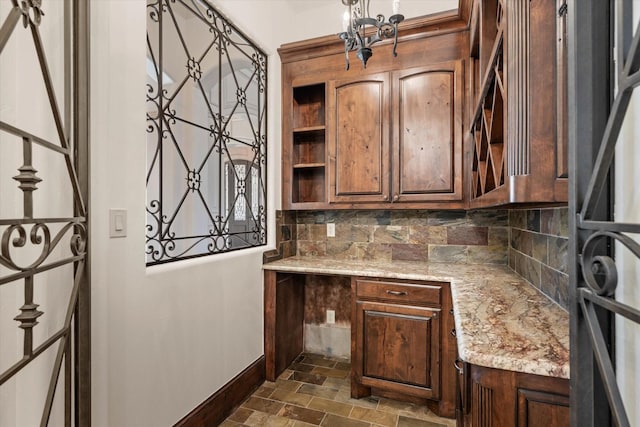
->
174, 356, 265, 427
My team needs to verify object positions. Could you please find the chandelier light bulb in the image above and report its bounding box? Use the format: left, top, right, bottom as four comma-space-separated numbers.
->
392, 0, 400, 16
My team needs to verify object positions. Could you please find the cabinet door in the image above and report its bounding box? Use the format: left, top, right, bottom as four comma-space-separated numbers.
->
516, 389, 569, 427
328, 74, 390, 203
354, 300, 440, 399
392, 61, 464, 203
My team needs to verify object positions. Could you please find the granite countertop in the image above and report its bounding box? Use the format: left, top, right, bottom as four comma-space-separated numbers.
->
263, 256, 570, 379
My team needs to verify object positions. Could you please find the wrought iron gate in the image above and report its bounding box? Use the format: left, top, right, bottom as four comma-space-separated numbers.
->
0, 0, 89, 425
569, 0, 640, 426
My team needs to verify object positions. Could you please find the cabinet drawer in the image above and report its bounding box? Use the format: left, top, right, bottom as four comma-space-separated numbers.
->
355, 279, 442, 306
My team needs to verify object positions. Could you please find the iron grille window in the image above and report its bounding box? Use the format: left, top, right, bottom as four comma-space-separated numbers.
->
146, 0, 267, 265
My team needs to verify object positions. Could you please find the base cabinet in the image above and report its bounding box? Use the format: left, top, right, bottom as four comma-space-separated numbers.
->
456, 363, 569, 427
352, 278, 457, 418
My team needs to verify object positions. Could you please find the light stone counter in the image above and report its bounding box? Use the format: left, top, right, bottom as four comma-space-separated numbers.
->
263, 256, 569, 379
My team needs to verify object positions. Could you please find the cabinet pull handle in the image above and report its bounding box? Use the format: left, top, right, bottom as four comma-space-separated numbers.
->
450, 329, 457, 337
453, 359, 464, 374
386, 290, 407, 296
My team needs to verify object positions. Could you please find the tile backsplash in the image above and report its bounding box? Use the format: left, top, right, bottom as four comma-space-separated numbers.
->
295, 210, 509, 264
509, 208, 569, 310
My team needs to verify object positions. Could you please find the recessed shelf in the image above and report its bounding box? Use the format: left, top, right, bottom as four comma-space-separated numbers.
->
290, 83, 327, 205
293, 125, 325, 133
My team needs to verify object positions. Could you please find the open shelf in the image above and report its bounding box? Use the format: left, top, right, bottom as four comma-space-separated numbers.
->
292, 168, 325, 204
293, 84, 325, 129
290, 83, 326, 205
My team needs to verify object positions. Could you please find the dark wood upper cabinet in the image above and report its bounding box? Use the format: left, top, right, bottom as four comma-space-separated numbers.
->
327, 61, 465, 207
393, 61, 464, 203
279, 14, 470, 210
469, 0, 567, 207
328, 74, 391, 203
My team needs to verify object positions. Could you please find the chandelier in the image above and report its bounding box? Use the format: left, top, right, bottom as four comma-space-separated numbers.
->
338, 0, 405, 70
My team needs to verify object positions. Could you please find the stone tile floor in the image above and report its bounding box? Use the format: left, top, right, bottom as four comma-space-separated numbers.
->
221, 353, 457, 427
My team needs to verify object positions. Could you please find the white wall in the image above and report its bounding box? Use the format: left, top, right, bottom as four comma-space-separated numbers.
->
615, 4, 640, 423
89, 1, 454, 426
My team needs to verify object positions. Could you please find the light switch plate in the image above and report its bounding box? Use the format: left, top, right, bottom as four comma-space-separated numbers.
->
109, 209, 127, 238
327, 223, 336, 237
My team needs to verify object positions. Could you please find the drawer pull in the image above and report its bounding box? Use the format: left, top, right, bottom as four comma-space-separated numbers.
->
453, 359, 464, 374
386, 290, 408, 296
450, 329, 457, 337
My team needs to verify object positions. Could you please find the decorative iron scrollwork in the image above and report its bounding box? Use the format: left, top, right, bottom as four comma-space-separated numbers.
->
20, 0, 45, 28
146, 0, 267, 265
580, 231, 640, 296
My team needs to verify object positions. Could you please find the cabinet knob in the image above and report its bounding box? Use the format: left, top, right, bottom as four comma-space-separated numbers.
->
383, 195, 388, 201
393, 194, 399, 201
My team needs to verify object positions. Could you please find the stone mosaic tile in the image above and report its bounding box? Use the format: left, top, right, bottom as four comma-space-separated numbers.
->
278, 404, 326, 425
547, 236, 568, 273
270, 388, 314, 407
275, 378, 303, 392
356, 243, 392, 262
311, 366, 349, 379
390, 210, 430, 225
467, 209, 508, 226
511, 228, 532, 256
292, 371, 327, 385
229, 407, 253, 423
541, 264, 569, 309
307, 397, 353, 417
428, 245, 467, 263
289, 363, 315, 373
297, 383, 340, 400
447, 226, 488, 245
223, 351, 460, 427
373, 226, 409, 243
540, 208, 569, 237
488, 226, 509, 246
467, 245, 508, 264
243, 396, 284, 415
397, 416, 446, 427
408, 225, 447, 245
336, 224, 372, 243
298, 241, 327, 257
326, 241, 358, 259
527, 209, 541, 232
349, 406, 398, 426
254, 385, 276, 398
522, 255, 542, 288
334, 361, 351, 371
321, 414, 369, 427
509, 210, 527, 229
309, 224, 328, 241
300, 354, 338, 368
297, 224, 310, 241
427, 210, 467, 225
531, 232, 548, 263
391, 244, 429, 262
333, 389, 380, 409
